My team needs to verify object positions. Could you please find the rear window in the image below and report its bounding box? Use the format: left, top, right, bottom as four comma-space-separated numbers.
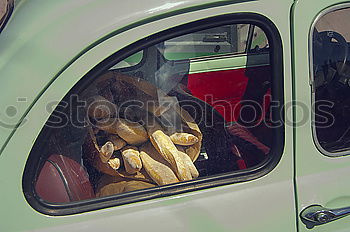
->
311, 6, 350, 155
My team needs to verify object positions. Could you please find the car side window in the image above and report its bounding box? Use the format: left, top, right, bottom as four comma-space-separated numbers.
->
24, 15, 283, 214
110, 51, 144, 69
250, 25, 269, 52
311, 7, 350, 155
162, 24, 268, 61
163, 24, 250, 60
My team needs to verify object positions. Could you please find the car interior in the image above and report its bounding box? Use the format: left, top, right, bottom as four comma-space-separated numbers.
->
33, 23, 275, 203
313, 28, 350, 153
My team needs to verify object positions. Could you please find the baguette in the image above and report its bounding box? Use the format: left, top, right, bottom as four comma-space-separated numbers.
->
96, 175, 126, 197
149, 130, 192, 181
97, 118, 148, 145
179, 108, 202, 162
121, 146, 142, 174
177, 151, 199, 179
84, 126, 150, 181
108, 157, 121, 170
100, 141, 114, 163
139, 143, 179, 185
170, 133, 199, 146
108, 134, 126, 150
96, 175, 156, 197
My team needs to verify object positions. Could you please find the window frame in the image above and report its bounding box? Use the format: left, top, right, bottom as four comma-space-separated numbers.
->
310, 3, 350, 157
23, 12, 284, 216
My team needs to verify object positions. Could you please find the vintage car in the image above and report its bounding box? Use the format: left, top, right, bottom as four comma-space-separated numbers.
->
1, 0, 350, 231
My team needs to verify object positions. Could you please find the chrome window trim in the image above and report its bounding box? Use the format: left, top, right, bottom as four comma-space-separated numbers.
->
309, 3, 350, 157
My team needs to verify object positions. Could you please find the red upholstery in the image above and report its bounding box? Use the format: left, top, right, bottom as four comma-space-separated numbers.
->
227, 123, 270, 169
187, 66, 271, 122
187, 65, 272, 169
35, 154, 95, 203
227, 123, 270, 155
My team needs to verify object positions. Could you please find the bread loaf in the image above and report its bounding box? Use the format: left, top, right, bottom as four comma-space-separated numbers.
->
108, 157, 121, 170
178, 151, 199, 178
149, 130, 192, 181
95, 118, 119, 134
178, 108, 202, 162
116, 119, 148, 144
96, 175, 126, 197
139, 143, 179, 185
96, 175, 156, 197
108, 135, 126, 150
97, 118, 148, 145
100, 141, 114, 163
84, 126, 152, 181
170, 133, 199, 146
121, 146, 142, 174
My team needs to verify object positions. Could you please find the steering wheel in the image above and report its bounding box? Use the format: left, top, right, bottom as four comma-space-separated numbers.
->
317, 31, 348, 75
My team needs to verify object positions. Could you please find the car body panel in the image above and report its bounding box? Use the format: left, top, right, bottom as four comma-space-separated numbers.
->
0, 0, 295, 231
292, 0, 350, 231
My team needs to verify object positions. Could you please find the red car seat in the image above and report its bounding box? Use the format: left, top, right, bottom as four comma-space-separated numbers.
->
35, 154, 95, 203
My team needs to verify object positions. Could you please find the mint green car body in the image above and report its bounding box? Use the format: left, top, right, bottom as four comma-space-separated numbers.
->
0, 0, 349, 231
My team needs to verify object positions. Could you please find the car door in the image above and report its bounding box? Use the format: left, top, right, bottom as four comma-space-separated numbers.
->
0, 1, 295, 231
293, 0, 350, 231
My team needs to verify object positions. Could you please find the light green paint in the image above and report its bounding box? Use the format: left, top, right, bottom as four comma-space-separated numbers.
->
0, 0, 296, 231
292, 1, 350, 231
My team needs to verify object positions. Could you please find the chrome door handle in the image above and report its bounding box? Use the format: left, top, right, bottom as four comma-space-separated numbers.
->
300, 204, 350, 228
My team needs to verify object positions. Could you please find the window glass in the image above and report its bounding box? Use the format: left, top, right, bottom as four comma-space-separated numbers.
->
31, 22, 274, 204
164, 24, 249, 60
312, 7, 350, 154
109, 51, 143, 69
250, 26, 269, 52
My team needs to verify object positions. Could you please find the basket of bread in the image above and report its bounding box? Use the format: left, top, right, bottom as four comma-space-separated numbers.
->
82, 72, 202, 197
